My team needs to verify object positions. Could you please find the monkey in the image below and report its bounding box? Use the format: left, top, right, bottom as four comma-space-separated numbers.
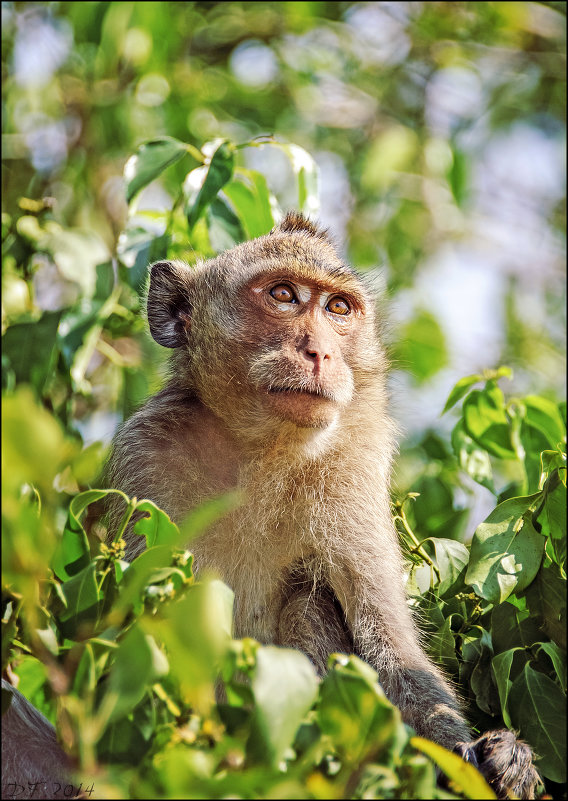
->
100, 212, 539, 798
1, 678, 72, 800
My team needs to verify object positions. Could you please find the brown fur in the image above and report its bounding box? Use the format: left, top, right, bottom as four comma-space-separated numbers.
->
104, 212, 540, 798
1, 679, 71, 799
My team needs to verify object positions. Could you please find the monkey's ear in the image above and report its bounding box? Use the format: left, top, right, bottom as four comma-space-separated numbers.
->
147, 260, 194, 348
275, 212, 332, 243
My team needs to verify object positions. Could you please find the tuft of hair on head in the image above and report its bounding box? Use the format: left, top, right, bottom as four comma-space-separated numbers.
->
274, 211, 332, 244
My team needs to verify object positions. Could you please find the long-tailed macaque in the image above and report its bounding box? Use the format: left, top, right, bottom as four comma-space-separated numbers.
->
102, 212, 539, 798
2, 213, 537, 798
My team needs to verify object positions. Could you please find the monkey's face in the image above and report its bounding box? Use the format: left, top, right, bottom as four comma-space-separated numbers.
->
146, 215, 384, 444
240, 272, 364, 430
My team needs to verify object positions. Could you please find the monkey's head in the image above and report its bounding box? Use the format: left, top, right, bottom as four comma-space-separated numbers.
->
147, 213, 386, 447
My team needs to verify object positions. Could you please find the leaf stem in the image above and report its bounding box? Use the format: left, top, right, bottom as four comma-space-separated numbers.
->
185, 143, 205, 163
114, 496, 137, 543
393, 499, 440, 579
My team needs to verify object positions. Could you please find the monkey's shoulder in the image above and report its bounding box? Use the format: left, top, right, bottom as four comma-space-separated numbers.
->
113, 384, 238, 491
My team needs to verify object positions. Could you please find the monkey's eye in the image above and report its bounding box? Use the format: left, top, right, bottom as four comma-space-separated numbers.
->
270, 284, 298, 303
326, 296, 350, 315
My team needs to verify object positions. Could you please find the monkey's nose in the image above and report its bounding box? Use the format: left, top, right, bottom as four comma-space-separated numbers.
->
302, 344, 331, 366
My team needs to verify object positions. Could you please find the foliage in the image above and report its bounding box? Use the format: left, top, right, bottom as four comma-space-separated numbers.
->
2, 130, 566, 799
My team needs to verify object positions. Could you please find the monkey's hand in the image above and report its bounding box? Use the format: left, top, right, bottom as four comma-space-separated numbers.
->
455, 729, 542, 800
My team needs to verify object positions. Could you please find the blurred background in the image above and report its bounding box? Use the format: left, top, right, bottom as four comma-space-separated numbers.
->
2, 0, 566, 535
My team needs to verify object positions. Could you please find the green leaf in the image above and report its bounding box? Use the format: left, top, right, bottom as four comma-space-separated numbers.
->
406, 562, 433, 596
56, 562, 103, 640
463, 383, 516, 459
428, 615, 459, 674
538, 642, 566, 692
124, 137, 190, 205
248, 645, 318, 767
117, 227, 170, 292
2, 310, 61, 394
206, 197, 246, 251
115, 545, 177, 614
491, 601, 542, 654
53, 488, 129, 581
223, 168, 275, 239
536, 642, 567, 692
523, 395, 566, 449
270, 142, 320, 216
133, 499, 180, 549
395, 310, 448, 385
540, 449, 567, 485
524, 561, 566, 649
428, 537, 469, 596
538, 480, 566, 542
470, 635, 499, 715
466, 494, 545, 603
491, 648, 523, 727
451, 420, 495, 492
409, 475, 468, 541
108, 626, 168, 722
447, 146, 470, 208
13, 657, 53, 723
443, 374, 484, 414
144, 579, 233, 715
410, 736, 496, 799
185, 141, 235, 230
508, 663, 566, 783
318, 655, 407, 766
53, 490, 104, 580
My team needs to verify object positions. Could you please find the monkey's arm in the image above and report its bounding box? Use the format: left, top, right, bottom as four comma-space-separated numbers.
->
326, 539, 540, 799
325, 529, 471, 748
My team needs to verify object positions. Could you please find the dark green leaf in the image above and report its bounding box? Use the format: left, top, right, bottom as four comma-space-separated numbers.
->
428, 615, 459, 673
409, 476, 467, 540
54, 489, 129, 581
206, 196, 246, 252
538, 481, 566, 543
53, 489, 113, 580
509, 663, 566, 783
491, 648, 524, 727
2, 311, 61, 394
124, 137, 189, 204
536, 642, 567, 692
186, 141, 235, 230
491, 601, 543, 654
429, 537, 469, 596
470, 635, 500, 715
56, 562, 102, 639
524, 561, 566, 649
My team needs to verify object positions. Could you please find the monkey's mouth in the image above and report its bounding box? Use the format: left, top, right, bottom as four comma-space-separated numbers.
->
267, 386, 336, 402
